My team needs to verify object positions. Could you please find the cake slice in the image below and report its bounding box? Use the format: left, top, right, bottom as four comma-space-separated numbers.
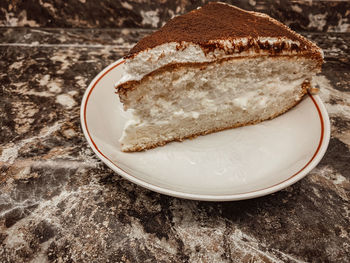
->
115, 2, 323, 152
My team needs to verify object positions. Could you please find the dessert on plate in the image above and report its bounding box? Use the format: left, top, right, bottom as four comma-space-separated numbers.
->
115, 2, 323, 152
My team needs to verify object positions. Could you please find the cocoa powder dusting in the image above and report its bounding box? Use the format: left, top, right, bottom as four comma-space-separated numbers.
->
126, 2, 312, 57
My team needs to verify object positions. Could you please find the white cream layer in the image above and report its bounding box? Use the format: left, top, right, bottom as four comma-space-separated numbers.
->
115, 37, 305, 87
118, 55, 313, 149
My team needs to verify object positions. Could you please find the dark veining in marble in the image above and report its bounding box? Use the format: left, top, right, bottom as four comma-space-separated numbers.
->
0, 0, 349, 32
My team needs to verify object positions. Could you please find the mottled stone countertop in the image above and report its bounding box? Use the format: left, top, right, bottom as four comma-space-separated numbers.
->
1, 5, 350, 261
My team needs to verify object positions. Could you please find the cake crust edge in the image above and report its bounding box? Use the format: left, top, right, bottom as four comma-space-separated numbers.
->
120, 82, 309, 152
126, 2, 321, 59
116, 55, 322, 102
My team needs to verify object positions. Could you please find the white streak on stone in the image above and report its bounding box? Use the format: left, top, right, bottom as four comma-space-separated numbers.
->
314, 75, 350, 118
0, 122, 62, 164
30, 29, 53, 35
291, 5, 303, 13
140, 10, 160, 27
3, 10, 39, 27
309, 166, 349, 201
169, 199, 290, 262
63, 128, 76, 138
30, 160, 98, 170
228, 229, 284, 263
75, 75, 87, 88
30, 241, 51, 263
3, 230, 26, 248
126, 219, 178, 258
121, 1, 133, 10
237, 241, 283, 263
9, 61, 24, 70
271, 248, 307, 263
308, 13, 327, 31
41, 2, 56, 14
56, 94, 76, 109
39, 74, 51, 86
48, 82, 62, 93
331, 17, 349, 32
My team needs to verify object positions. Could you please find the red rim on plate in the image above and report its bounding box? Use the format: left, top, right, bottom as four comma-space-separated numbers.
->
81, 59, 330, 201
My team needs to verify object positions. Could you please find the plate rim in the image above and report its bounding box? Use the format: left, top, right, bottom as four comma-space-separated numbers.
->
80, 58, 331, 201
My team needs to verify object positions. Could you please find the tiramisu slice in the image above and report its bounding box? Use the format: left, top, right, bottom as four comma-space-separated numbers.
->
115, 2, 323, 152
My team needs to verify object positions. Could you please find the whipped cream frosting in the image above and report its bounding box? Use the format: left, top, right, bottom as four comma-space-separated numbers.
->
115, 37, 310, 87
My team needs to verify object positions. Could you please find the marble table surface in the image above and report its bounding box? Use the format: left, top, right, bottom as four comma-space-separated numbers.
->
0, 28, 349, 262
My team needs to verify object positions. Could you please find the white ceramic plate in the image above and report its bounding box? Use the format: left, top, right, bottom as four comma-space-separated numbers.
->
81, 59, 330, 201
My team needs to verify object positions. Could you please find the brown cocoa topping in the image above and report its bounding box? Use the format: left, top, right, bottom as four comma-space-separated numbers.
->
126, 2, 313, 58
